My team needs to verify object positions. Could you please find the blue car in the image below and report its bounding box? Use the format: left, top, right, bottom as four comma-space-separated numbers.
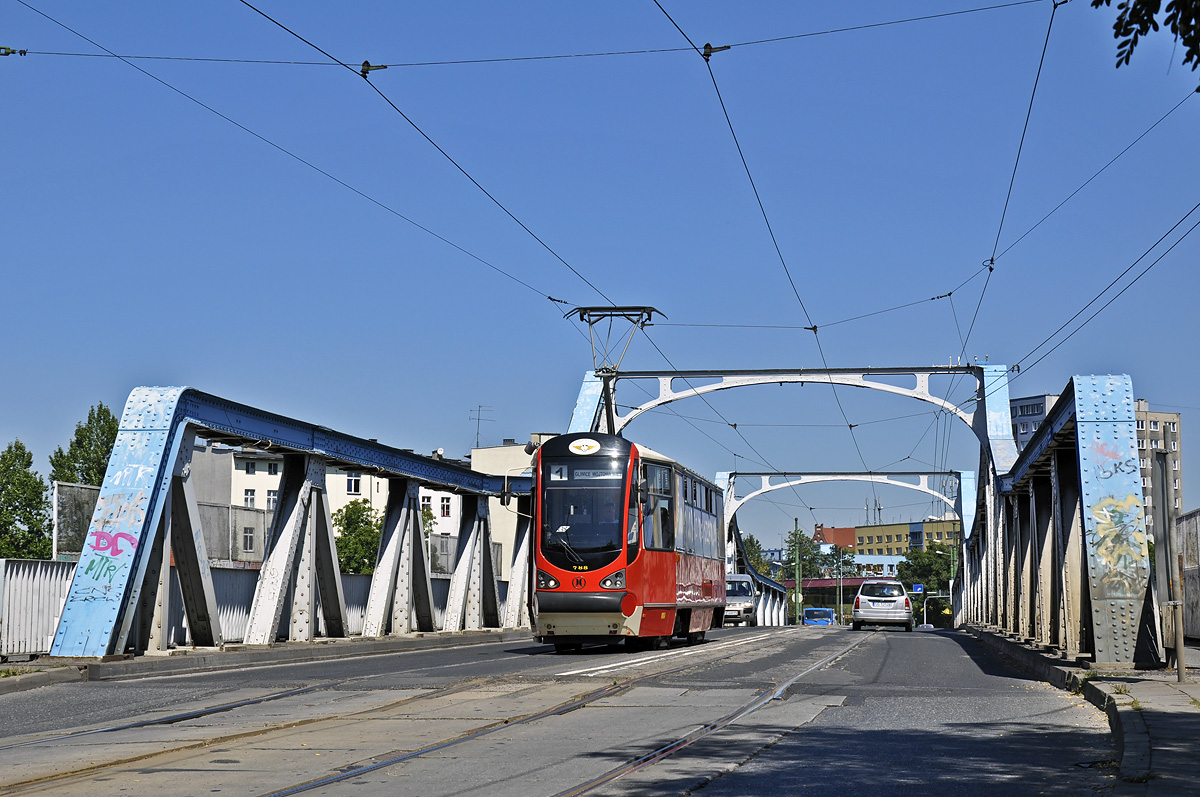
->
803, 608, 836, 626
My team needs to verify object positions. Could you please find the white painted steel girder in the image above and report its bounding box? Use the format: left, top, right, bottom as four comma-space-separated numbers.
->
363, 479, 436, 636
502, 496, 533, 629
443, 496, 500, 632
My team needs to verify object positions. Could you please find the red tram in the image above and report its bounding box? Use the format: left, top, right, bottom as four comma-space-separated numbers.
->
529, 432, 726, 651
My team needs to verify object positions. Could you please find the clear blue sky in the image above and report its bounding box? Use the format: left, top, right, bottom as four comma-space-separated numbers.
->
4, 1, 1197, 548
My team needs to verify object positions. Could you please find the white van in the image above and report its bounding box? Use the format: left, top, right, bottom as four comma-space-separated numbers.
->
724, 575, 758, 626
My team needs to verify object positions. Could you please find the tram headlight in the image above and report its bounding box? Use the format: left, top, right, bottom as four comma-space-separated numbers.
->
536, 570, 559, 589
600, 569, 626, 590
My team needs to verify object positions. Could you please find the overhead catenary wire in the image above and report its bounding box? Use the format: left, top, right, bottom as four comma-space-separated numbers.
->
12, 0, 575, 311
237, 0, 615, 306
652, 1, 881, 517
13, 1, 1044, 69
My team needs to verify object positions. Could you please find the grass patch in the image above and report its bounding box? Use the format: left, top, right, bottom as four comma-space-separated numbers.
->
0, 668, 34, 678
1130, 698, 1144, 711
1112, 683, 1130, 695
1070, 669, 1099, 695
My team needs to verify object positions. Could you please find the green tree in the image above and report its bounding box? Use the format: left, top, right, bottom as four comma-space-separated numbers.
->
49, 402, 119, 486
779, 527, 823, 580
819, 544, 862, 578
740, 533, 771, 575
0, 440, 53, 559
333, 499, 383, 575
1092, 0, 1200, 81
897, 542, 956, 627
421, 505, 445, 572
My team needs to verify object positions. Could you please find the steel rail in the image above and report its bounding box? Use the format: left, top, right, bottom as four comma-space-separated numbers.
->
553, 631, 872, 795
257, 630, 819, 796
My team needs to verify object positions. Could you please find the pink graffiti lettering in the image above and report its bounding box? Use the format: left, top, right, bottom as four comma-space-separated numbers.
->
88, 529, 139, 557
1091, 441, 1121, 461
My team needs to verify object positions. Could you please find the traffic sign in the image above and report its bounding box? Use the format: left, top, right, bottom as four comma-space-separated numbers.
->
912, 584, 924, 593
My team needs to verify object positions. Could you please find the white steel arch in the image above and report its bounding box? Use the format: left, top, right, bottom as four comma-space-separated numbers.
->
722, 471, 963, 527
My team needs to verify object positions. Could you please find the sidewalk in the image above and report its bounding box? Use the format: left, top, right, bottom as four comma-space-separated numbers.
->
969, 626, 1200, 793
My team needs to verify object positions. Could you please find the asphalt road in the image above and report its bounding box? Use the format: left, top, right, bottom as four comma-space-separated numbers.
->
685, 628, 1117, 796
0, 627, 1115, 795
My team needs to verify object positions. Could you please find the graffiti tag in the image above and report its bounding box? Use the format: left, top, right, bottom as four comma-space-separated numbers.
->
1095, 457, 1138, 481
83, 557, 126, 586
87, 529, 139, 556
1090, 441, 1121, 461
1087, 494, 1147, 601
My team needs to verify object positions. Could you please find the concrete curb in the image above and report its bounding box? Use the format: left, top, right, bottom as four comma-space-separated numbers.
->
2, 629, 534, 692
0, 664, 85, 695
966, 625, 1150, 781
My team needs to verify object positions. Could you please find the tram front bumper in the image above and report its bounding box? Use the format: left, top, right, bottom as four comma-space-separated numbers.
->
533, 590, 641, 639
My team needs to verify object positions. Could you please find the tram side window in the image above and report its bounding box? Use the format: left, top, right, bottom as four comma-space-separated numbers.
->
627, 457, 640, 560
643, 463, 674, 550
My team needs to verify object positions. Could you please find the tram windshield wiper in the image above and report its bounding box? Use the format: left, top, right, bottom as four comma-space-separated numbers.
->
546, 527, 585, 564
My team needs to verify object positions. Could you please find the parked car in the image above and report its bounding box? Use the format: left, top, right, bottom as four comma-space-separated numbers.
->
802, 607, 835, 626
852, 579, 913, 631
724, 575, 758, 626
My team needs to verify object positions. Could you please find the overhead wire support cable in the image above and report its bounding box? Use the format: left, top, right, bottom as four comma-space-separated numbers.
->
995, 89, 1196, 260
652, 2, 879, 514
14, 1, 1044, 69
12, 0, 570, 310
238, 0, 615, 306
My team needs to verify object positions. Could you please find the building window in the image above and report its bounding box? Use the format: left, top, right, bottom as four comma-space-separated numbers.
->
441, 496, 452, 518
1169, 421, 1177, 433
243, 527, 255, 553
886, 547, 893, 555
1032, 422, 1039, 431
1174, 479, 1180, 490
1171, 441, 1178, 451
1151, 439, 1161, 449
244, 489, 255, 509
347, 473, 361, 495
1147, 515, 1155, 527
246, 461, 256, 476
1146, 494, 1153, 506
1140, 458, 1149, 469
1151, 420, 1160, 431
268, 462, 278, 476
267, 490, 278, 511
1176, 498, 1181, 509
1019, 423, 1029, 434
1142, 477, 1149, 488
1138, 439, 1147, 450
857, 537, 864, 545
1136, 419, 1145, 430
421, 495, 432, 512
886, 535, 893, 543
1173, 459, 1180, 471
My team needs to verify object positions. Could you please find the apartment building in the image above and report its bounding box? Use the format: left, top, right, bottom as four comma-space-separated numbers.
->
1136, 398, 1183, 531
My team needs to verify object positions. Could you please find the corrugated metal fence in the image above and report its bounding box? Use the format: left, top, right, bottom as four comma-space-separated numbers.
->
0, 560, 76, 656
1, 562, 476, 656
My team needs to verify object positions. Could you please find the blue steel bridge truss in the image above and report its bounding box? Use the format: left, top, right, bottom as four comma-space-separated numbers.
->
51, 387, 532, 659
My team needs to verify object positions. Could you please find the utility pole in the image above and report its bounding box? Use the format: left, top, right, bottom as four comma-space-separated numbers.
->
793, 517, 801, 624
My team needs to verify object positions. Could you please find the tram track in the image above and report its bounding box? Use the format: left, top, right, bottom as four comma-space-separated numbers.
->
0, 628, 854, 795
261, 629, 868, 797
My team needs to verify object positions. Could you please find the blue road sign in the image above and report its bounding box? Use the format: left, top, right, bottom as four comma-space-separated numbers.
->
913, 584, 925, 593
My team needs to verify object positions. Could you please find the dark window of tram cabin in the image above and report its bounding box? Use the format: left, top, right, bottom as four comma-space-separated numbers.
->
627, 456, 640, 563
643, 463, 674, 550
539, 456, 627, 571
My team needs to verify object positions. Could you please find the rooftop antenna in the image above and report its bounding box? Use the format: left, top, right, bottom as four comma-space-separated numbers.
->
469, 405, 494, 449
567, 306, 663, 432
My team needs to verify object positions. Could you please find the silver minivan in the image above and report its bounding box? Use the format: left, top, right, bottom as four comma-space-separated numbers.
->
724, 575, 758, 626
852, 579, 913, 631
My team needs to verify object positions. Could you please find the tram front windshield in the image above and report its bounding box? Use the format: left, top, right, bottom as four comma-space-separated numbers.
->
540, 457, 627, 571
